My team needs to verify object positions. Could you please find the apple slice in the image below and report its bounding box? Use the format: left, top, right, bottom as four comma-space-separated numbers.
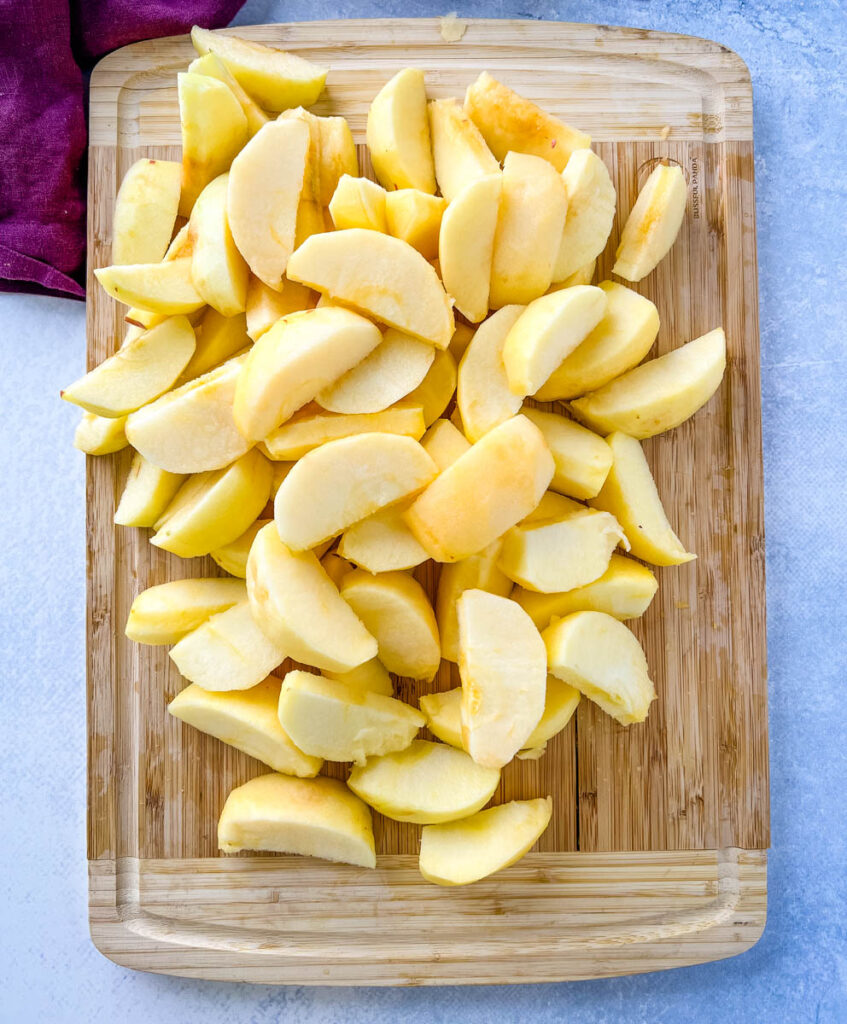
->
590, 431, 695, 565
549, 260, 596, 290
340, 569, 441, 681
420, 418, 470, 471
348, 739, 500, 824
125, 578, 246, 645
404, 348, 457, 426
570, 328, 726, 438
552, 150, 616, 282
278, 670, 424, 764
535, 281, 660, 401
320, 552, 355, 587
384, 189, 446, 260
328, 174, 388, 232
613, 163, 687, 281
456, 305, 524, 441
188, 52, 268, 137
275, 433, 437, 550
502, 285, 607, 397
419, 797, 552, 885
367, 68, 435, 193
544, 610, 656, 724
313, 116, 358, 206
112, 158, 181, 265
245, 276, 316, 341
520, 406, 612, 500
114, 453, 186, 528
247, 523, 377, 672
438, 173, 501, 323
94, 258, 204, 315
179, 309, 249, 383
324, 658, 393, 697
405, 414, 554, 563
286, 229, 455, 349
489, 152, 568, 308
218, 772, 375, 867
188, 173, 248, 316
226, 118, 310, 291
338, 502, 429, 573
457, 589, 547, 767
210, 518, 270, 578
436, 541, 512, 662
73, 413, 128, 455
262, 401, 425, 460
428, 97, 499, 203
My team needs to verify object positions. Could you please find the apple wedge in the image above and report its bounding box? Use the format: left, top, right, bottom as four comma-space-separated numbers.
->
502, 285, 607, 397
314, 116, 358, 206
590, 431, 695, 565
226, 118, 310, 291
262, 401, 424, 460
613, 163, 687, 281
61, 315, 195, 418
348, 739, 500, 824
428, 97, 499, 203
520, 406, 612, 500
190, 26, 327, 111
180, 308, 249, 382
277, 670, 424, 764
436, 541, 512, 662
489, 152, 568, 308
438, 173, 502, 323
514, 553, 658, 630
188, 52, 268, 137
287, 229, 455, 349
570, 328, 727, 438
247, 523, 377, 672
338, 503, 430, 573
419, 797, 552, 885
405, 349, 457, 426
385, 189, 446, 260
169, 678, 322, 777
112, 158, 181, 266
114, 453, 186, 528
188, 173, 248, 316
367, 68, 435, 193
324, 658, 393, 697
457, 589, 547, 767
420, 418, 470, 471
456, 305, 524, 441
73, 413, 128, 455
320, 552, 355, 587
340, 569, 440, 680
405, 414, 554, 563
245, 276, 316, 341
552, 149, 616, 282
544, 610, 656, 725
328, 174, 388, 232
94, 258, 204, 316
550, 260, 596, 289
218, 772, 375, 867
210, 518, 270, 578
125, 577, 246, 645
535, 281, 660, 401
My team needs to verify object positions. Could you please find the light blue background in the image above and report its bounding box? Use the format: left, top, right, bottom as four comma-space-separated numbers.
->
1, 1, 845, 1020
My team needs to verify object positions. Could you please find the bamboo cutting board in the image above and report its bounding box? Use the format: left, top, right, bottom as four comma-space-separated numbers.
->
86, 19, 768, 984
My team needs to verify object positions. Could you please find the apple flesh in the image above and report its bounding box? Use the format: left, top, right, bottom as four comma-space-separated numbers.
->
404, 349, 457, 426
210, 518, 270, 578
428, 97, 499, 203
114, 452, 186, 528
73, 413, 128, 455
189, 173, 248, 316
338, 502, 429, 573
438, 173, 501, 323
323, 658, 393, 697
245, 276, 316, 341
94, 258, 204, 316
366, 68, 436, 193
125, 577, 246, 645
420, 418, 471, 471
262, 401, 425, 460
188, 52, 268, 137
613, 162, 687, 282
112, 158, 181, 266
520, 406, 612, 500
457, 305, 524, 442
552, 149, 616, 282
328, 174, 388, 232
436, 541, 512, 662
384, 189, 445, 260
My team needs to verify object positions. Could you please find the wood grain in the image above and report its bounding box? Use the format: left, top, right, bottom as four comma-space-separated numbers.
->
86, 18, 768, 982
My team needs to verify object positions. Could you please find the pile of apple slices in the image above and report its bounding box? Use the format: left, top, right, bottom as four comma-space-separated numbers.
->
65, 29, 727, 885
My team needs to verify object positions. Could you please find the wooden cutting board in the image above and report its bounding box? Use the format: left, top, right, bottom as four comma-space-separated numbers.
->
86, 18, 768, 984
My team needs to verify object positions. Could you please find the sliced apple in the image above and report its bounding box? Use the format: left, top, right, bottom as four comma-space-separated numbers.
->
520, 406, 612, 500
321, 552, 355, 588
211, 518, 270, 578
180, 308, 249, 382
436, 541, 512, 662
489, 152, 568, 308
552, 149, 616, 282
125, 577, 246, 645
94, 258, 204, 316
457, 305, 524, 441
188, 173, 248, 316
523, 490, 584, 524
340, 569, 440, 680
384, 189, 446, 260
112, 158, 181, 266
367, 68, 435, 193
74, 413, 128, 455
328, 174, 388, 232
570, 328, 726, 438
287, 229, 455, 349
338, 502, 429, 573
405, 414, 554, 563
457, 589, 547, 767
613, 163, 687, 281
544, 610, 656, 724
247, 523, 377, 672
438, 173, 501, 323
114, 452, 186, 528
404, 348, 457, 427
549, 259, 596, 289
513, 553, 659, 630
428, 97, 499, 203
218, 772, 375, 868
263, 401, 425, 460
535, 281, 660, 401
324, 658, 393, 697
314, 116, 358, 206
420, 418, 470, 471
188, 52, 268, 137
245, 276, 316, 341
277, 670, 424, 764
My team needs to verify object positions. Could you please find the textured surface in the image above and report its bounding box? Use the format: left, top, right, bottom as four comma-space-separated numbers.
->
0, 0, 844, 1016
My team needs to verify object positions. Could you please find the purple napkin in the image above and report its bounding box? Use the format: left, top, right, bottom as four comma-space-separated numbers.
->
0, 0, 245, 300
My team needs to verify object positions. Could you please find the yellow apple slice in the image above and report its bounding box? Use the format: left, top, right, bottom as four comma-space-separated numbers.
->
367, 68, 435, 193
340, 569, 441, 680
313, 116, 358, 206
188, 52, 268, 137
178, 72, 248, 217
535, 281, 660, 401
428, 97, 499, 203
419, 797, 552, 885
94, 258, 204, 315
570, 327, 727, 438
287, 229, 455, 348
404, 348, 457, 426
247, 523, 377, 672
316, 328, 434, 415
348, 739, 499, 824
210, 518, 270, 578
590, 431, 695, 565
324, 658, 393, 697
278, 670, 424, 764
523, 490, 584, 523
169, 678, 322, 776
338, 502, 429, 573
226, 118, 310, 291
73, 413, 128, 455
457, 589, 547, 767
218, 773, 375, 867
613, 163, 687, 281
520, 406, 612, 500
262, 401, 425, 460
114, 452, 186, 528
405, 414, 554, 563
448, 323, 475, 362
125, 578, 246, 645
544, 610, 656, 724
384, 189, 446, 260
456, 305, 524, 441
180, 308, 249, 382
438, 173, 502, 323
489, 152, 568, 308
465, 72, 590, 172
552, 149, 616, 282
169, 600, 286, 691
549, 259, 596, 289
418, 687, 465, 748
328, 174, 388, 232
61, 315, 195, 418
320, 552, 355, 588
122, 226, 198, 328
420, 418, 470, 471
188, 173, 248, 316
112, 158, 181, 265
245, 276, 316, 341
502, 285, 607, 397
436, 541, 512, 662
274, 433, 437, 550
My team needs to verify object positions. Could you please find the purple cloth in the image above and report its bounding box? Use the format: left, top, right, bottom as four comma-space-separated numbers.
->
0, 0, 245, 300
